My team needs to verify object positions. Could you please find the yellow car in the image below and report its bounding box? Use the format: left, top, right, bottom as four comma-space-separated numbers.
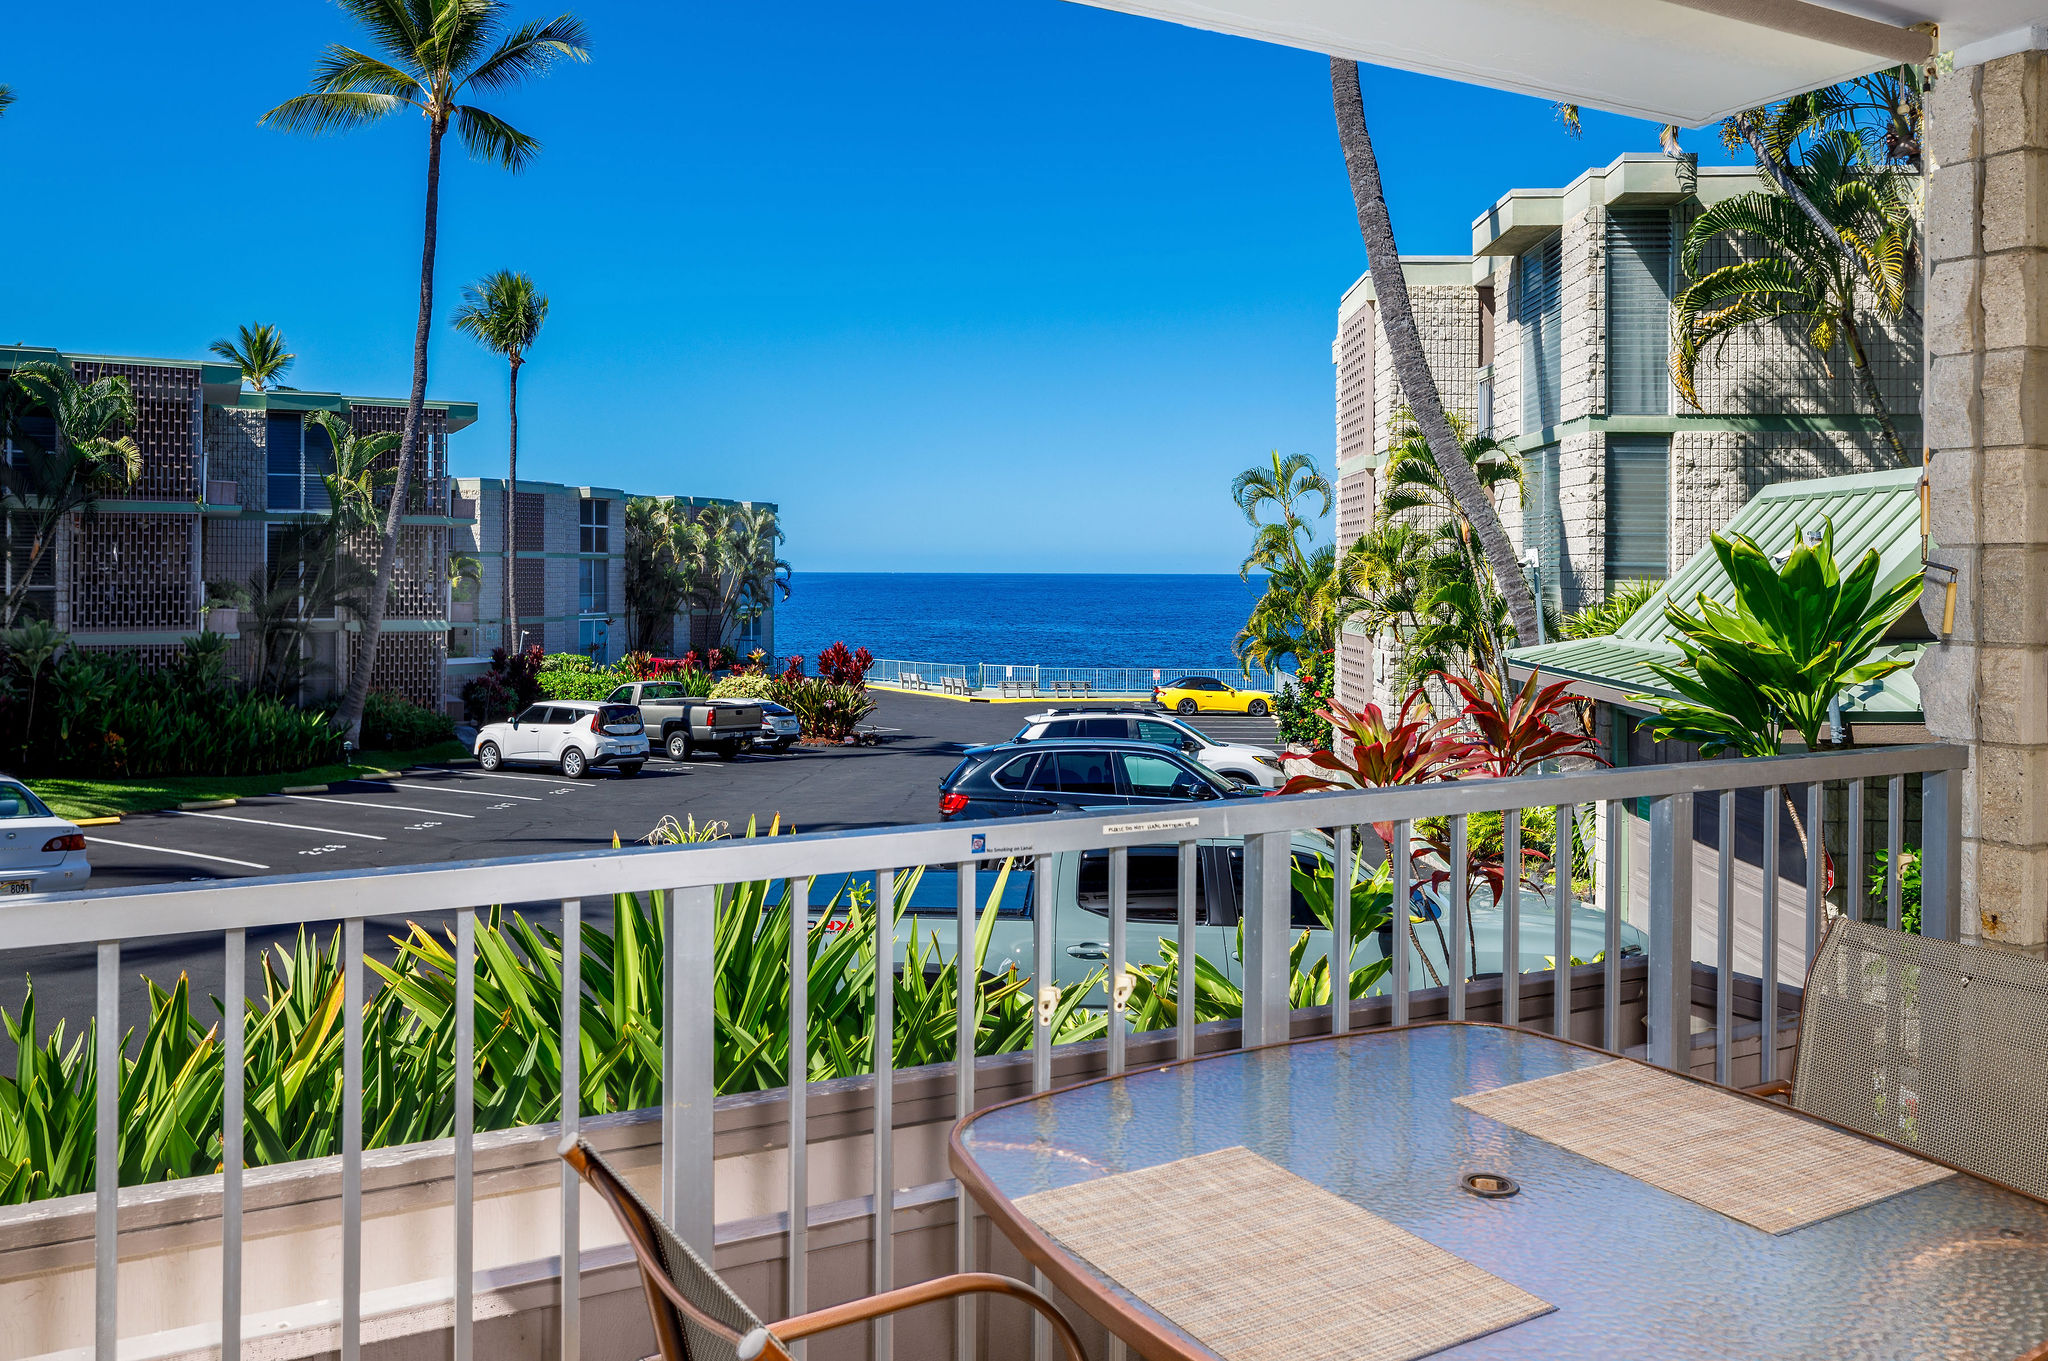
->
1153, 675, 1274, 716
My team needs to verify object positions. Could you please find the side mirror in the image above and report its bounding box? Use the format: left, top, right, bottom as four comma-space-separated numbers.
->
1181, 739, 1201, 754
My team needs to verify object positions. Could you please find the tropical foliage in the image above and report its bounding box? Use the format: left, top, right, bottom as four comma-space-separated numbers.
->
452, 270, 549, 632
0, 361, 143, 627
622, 498, 792, 655
1672, 127, 1916, 462
1558, 578, 1664, 640
208, 324, 296, 392
1642, 524, 1923, 756
0, 630, 341, 778
1233, 451, 1339, 673
1435, 669, 1605, 777
263, 0, 590, 737
1341, 411, 1523, 692
359, 691, 456, 750
1272, 647, 1332, 747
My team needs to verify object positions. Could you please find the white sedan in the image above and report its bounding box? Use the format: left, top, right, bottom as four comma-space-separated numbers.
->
0, 780, 91, 894
474, 701, 650, 778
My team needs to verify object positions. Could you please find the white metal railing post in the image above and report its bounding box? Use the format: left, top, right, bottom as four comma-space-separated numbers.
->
559, 898, 582, 1361
1921, 765, 1964, 941
222, 928, 245, 1361
787, 876, 810, 1329
94, 941, 119, 1361
1646, 791, 1694, 1071
1502, 810, 1521, 1027
874, 869, 897, 1361
954, 862, 977, 1360
454, 908, 476, 1361
1552, 804, 1575, 1040
341, 918, 363, 1361
663, 886, 717, 1255
1239, 831, 1293, 1047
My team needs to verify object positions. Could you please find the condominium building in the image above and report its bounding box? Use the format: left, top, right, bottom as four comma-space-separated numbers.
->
0, 345, 475, 708
452, 480, 776, 669
1333, 153, 1922, 711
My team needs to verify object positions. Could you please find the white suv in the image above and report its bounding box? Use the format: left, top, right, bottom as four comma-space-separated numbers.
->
1011, 708, 1284, 789
475, 700, 650, 778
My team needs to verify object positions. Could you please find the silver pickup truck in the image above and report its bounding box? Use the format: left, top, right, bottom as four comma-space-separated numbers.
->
809, 833, 1643, 1007
603, 681, 762, 761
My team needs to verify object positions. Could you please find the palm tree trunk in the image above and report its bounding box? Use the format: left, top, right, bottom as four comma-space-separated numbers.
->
337, 116, 446, 739
1731, 113, 1841, 245
503, 356, 520, 651
1330, 60, 1539, 647
1839, 315, 1910, 464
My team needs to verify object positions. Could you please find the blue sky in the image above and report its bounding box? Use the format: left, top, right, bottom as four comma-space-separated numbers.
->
6, 1, 1742, 573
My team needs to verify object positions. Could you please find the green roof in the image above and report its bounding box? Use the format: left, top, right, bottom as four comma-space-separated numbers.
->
1508, 466, 1932, 722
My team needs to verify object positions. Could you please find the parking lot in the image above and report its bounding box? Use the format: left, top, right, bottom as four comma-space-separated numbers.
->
6, 694, 1282, 1047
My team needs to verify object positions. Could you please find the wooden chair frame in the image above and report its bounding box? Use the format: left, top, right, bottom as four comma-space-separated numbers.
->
559, 1136, 1087, 1361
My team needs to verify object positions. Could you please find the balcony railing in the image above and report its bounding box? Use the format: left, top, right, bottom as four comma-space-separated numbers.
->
10, 741, 1964, 1361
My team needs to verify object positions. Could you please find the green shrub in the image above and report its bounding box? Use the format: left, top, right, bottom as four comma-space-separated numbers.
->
536, 667, 628, 702
770, 677, 876, 740
709, 672, 775, 700
1274, 648, 1332, 747
0, 632, 341, 778
538, 652, 594, 673
360, 692, 456, 750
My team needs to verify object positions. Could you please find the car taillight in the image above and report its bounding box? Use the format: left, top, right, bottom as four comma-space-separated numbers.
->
940, 792, 969, 816
589, 714, 602, 732
43, 834, 85, 852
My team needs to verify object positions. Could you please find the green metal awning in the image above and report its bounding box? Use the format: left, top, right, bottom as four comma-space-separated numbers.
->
1507, 466, 1932, 723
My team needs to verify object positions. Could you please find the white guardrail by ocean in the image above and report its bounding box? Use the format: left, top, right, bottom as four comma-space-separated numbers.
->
869, 660, 1287, 695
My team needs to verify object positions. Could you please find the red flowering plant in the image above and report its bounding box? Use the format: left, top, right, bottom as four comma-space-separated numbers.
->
815, 642, 874, 689
780, 654, 805, 682
1414, 668, 1608, 934
706, 647, 727, 672
1277, 690, 1487, 850
679, 650, 702, 673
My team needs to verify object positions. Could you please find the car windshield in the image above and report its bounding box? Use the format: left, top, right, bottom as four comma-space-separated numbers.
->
0, 785, 52, 819
596, 704, 640, 727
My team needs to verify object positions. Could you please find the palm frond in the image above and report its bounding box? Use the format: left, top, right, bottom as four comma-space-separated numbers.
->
310, 45, 425, 100
261, 90, 408, 136
452, 103, 539, 171
461, 13, 591, 93
335, 0, 431, 71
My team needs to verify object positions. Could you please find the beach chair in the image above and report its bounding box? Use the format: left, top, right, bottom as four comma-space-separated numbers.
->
558, 1137, 1086, 1361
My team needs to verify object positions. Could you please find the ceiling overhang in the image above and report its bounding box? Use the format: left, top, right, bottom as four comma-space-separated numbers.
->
1065, 0, 1942, 126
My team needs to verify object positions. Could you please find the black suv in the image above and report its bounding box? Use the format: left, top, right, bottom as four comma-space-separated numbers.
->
938, 739, 1263, 821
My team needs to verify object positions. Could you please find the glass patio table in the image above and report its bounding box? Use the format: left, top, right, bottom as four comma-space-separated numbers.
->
950, 1023, 2048, 1361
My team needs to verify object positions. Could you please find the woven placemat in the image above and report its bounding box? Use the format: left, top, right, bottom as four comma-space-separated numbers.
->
1013, 1146, 1551, 1361
1454, 1060, 1952, 1234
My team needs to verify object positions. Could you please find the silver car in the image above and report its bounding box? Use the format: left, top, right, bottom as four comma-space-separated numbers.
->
1011, 708, 1284, 788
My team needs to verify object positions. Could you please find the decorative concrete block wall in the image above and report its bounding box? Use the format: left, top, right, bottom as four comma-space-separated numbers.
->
1917, 52, 2048, 953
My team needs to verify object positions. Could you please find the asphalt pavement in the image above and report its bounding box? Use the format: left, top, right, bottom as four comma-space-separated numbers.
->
2, 693, 1282, 1049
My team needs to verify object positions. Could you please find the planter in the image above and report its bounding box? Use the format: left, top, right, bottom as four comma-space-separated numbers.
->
204, 607, 238, 634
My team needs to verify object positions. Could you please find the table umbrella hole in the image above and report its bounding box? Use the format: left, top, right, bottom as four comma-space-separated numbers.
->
1461, 1171, 1520, 1199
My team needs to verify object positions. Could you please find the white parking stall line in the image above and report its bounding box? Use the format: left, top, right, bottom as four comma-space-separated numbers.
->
355, 781, 543, 802
425, 770, 593, 788
86, 837, 270, 870
279, 794, 476, 819
168, 810, 388, 840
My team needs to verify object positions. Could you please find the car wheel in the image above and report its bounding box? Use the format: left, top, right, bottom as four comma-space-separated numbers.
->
617, 761, 643, 778
560, 747, 588, 779
1177, 698, 1198, 715
1248, 699, 1269, 717
666, 731, 690, 761
772, 739, 794, 753
477, 741, 502, 771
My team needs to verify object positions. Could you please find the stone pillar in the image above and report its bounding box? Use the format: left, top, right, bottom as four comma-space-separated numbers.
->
1918, 51, 2048, 954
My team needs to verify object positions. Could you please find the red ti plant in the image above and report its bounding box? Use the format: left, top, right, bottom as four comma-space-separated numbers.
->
780, 654, 805, 682
1435, 668, 1605, 777
815, 642, 874, 688
1278, 691, 1486, 847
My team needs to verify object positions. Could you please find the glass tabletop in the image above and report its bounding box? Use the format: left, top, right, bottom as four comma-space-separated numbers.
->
954, 1024, 2048, 1360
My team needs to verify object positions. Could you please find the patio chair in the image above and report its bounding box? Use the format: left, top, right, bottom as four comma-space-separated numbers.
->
558, 1136, 1087, 1361
1752, 918, 2048, 1201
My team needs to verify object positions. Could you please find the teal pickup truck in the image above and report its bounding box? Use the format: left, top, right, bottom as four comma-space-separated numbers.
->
808, 832, 1643, 1004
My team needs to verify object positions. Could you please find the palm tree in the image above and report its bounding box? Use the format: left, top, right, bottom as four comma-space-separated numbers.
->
623, 496, 699, 654
1673, 129, 1915, 464
0, 363, 142, 626
1330, 59, 1539, 648
0, 86, 14, 119
209, 323, 297, 392
1233, 451, 1336, 673
305, 412, 400, 536
451, 270, 549, 643
262, 0, 588, 738
723, 506, 792, 650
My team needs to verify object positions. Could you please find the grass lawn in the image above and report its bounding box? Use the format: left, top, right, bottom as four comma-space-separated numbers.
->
30, 740, 476, 821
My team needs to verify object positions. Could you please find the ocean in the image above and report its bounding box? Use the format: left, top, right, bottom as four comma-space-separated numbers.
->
770, 573, 1265, 671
